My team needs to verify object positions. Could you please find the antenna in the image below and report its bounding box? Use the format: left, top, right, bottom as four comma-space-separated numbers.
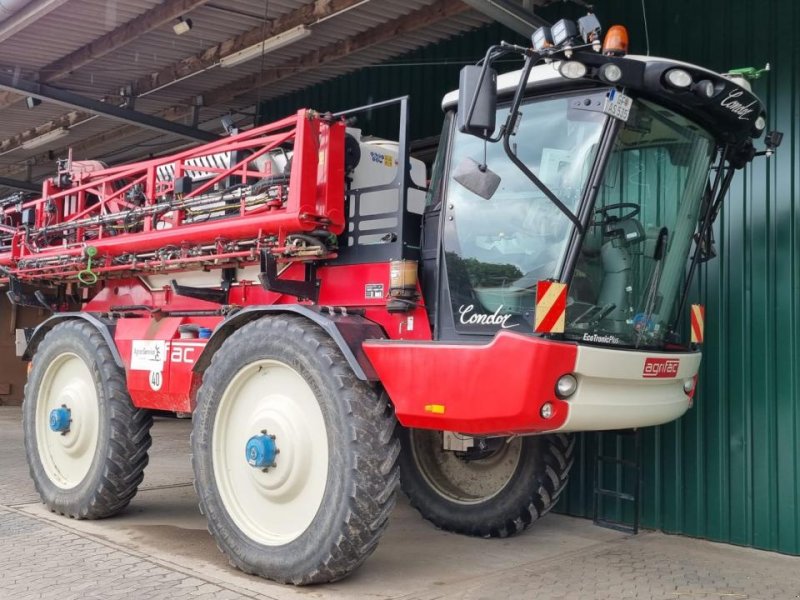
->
641, 0, 651, 56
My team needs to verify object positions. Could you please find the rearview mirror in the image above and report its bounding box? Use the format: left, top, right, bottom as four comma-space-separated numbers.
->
457, 65, 497, 140
453, 157, 501, 200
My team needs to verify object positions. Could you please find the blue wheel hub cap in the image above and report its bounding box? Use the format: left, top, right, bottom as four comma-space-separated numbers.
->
49, 406, 71, 433
245, 433, 277, 468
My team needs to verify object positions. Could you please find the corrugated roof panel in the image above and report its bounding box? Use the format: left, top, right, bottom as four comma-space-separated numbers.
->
0, 0, 495, 189
0, 0, 162, 70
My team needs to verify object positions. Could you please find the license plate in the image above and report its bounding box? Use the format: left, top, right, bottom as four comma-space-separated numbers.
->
603, 89, 632, 121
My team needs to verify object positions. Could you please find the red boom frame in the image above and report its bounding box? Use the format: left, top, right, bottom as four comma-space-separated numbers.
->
0, 109, 345, 282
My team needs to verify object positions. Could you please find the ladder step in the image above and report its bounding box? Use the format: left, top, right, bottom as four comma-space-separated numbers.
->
593, 429, 642, 535
595, 488, 635, 501
594, 518, 639, 535
596, 455, 639, 467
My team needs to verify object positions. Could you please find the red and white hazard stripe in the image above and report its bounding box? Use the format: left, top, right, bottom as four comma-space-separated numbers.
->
690, 304, 705, 344
535, 281, 567, 333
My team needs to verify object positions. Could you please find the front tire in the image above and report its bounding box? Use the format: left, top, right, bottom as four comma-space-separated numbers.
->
191, 315, 399, 585
23, 320, 153, 519
399, 428, 574, 537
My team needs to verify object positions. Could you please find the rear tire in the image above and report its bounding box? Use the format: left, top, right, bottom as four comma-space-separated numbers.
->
398, 428, 574, 537
23, 320, 152, 519
191, 315, 399, 584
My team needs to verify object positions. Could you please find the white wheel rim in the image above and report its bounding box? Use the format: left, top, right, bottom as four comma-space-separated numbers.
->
35, 352, 100, 489
212, 359, 329, 546
410, 431, 522, 505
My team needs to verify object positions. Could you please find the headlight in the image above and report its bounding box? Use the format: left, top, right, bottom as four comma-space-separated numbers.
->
664, 68, 693, 89
683, 378, 695, 394
555, 374, 578, 399
559, 61, 587, 79
599, 63, 623, 83
693, 79, 715, 98
755, 115, 766, 131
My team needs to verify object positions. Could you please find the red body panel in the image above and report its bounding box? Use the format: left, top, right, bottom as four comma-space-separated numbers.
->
363, 331, 578, 435
91, 260, 433, 413
114, 316, 220, 412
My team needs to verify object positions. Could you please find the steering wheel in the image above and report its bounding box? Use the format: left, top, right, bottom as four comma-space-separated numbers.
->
593, 202, 640, 226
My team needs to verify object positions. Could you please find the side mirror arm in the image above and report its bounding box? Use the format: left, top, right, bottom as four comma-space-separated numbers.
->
500, 53, 584, 232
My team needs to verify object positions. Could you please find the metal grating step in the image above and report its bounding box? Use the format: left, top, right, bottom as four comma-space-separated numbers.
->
592, 429, 642, 535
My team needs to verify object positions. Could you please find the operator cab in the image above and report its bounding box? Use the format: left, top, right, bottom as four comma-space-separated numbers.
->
423, 17, 775, 351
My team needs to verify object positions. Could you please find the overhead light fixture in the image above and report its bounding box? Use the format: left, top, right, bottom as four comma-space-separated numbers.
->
220, 25, 311, 68
173, 16, 193, 35
25, 96, 41, 110
21, 128, 69, 150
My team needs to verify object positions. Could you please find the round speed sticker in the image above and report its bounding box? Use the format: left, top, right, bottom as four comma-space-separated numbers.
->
149, 370, 163, 391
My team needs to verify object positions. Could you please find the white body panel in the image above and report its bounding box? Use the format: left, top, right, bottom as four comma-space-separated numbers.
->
555, 345, 701, 432
142, 266, 262, 291
344, 129, 426, 248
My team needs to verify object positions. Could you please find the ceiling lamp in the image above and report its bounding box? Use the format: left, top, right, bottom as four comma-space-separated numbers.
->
173, 16, 193, 35
220, 25, 311, 68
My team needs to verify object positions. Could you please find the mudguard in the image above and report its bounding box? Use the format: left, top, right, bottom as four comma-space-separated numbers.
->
19, 312, 123, 368
192, 305, 386, 381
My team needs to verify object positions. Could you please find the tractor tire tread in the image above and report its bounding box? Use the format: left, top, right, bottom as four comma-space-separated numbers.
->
23, 319, 152, 520
400, 430, 575, 538
192, 315, 399, 585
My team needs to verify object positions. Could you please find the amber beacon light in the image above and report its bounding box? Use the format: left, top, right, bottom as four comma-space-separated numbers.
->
603, 25, 629, 56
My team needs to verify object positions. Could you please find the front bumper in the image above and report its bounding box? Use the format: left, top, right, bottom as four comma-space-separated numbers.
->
363, 331, 700, 435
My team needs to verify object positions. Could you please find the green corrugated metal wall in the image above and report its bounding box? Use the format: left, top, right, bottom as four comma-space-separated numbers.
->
259, 1, 800, 554
553, 0, 800, 555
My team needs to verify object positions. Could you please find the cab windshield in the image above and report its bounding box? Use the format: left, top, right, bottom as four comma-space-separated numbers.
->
442, 92, 715, 348
443, 91, 607, 333
566, 99, 715, 348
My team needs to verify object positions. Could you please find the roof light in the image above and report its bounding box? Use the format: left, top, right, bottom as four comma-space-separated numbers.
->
559, 61, 587, 79
693, 79, 715, 98
532, 26, 553, 51
664, 68, 693, 89
602, 25, 629, 56
599, 63, 623, 83
577, 13, 602, 46
551, 19, 578, 46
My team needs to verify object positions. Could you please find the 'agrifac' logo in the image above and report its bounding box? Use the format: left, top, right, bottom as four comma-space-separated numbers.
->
642, 357, 680, 378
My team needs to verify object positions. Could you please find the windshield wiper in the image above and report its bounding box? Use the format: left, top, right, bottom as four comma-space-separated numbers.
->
571, 302, 616, 326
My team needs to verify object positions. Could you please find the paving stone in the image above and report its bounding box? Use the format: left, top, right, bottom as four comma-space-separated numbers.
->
3, 406, 800, 600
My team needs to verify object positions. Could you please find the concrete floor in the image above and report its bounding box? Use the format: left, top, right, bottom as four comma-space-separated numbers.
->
1, 406, 799, 599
